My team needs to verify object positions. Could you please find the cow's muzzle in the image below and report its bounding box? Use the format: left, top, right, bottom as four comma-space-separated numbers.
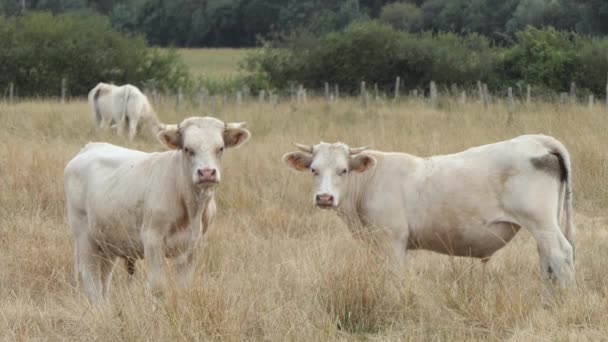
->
315, 194, 334, 208
197, 168, 218, 185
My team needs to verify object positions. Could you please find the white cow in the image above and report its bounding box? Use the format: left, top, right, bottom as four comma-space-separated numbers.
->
64, 116, 251, 303
283, 135, 575, 300
87, 82, 164, 141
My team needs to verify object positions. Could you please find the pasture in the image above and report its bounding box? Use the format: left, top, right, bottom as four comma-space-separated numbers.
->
0, 98, 607, 340
176, 48, 252, 79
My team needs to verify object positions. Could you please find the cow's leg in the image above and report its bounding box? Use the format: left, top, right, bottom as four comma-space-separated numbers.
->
174, 252, 196, 288
77, 238, 103, 304
100, 256, 117, 300
526, 219, 576, 304
67, 208, 87, 289
116, 115, 127, 137
390, 235, 408, 267
127, 116, 138, 141
99, 115, 111, 132
142, 229, 167, 296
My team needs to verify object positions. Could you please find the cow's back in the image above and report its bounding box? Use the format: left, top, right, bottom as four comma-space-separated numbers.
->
64, 143, 148, 212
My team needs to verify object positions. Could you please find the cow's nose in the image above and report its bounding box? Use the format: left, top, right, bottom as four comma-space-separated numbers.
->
197, 168, 217, 182
316, 194, 334, 207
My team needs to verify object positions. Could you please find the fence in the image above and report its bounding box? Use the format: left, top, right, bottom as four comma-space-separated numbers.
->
3, 76, 608, 115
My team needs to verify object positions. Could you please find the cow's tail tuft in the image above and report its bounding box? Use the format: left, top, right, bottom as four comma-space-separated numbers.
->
542, 136, 575, 259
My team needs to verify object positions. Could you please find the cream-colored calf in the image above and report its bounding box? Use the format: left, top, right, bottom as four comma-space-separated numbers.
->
64, 117, 251, 303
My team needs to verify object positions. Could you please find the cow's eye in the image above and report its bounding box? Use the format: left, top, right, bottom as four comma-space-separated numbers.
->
311, 168, 318, 176
339, 168, 348, 176
184, 147, 194, 157
217, 146, 224, 155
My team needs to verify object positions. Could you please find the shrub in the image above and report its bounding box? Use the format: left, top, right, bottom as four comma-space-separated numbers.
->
0, 11, 190, 97
244, 22, 608, 96
244, 20, 500, 94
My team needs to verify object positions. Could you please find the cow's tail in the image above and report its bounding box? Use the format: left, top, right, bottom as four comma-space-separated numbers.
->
542, 136, 575, 258
91, 85, 103, 126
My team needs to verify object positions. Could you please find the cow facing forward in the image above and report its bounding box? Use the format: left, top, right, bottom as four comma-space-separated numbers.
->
87, 82, 164, 141
64, 116, 251, 303
283, 135, 575, 300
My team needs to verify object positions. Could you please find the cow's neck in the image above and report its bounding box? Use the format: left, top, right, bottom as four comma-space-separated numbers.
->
336, 168, 375, 228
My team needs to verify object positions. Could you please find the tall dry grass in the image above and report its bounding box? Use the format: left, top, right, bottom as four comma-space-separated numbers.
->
0, 98, 607, 340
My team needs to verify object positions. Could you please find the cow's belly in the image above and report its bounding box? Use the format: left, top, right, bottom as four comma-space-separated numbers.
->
92, 226, 144, 259
408, 221, 521, 259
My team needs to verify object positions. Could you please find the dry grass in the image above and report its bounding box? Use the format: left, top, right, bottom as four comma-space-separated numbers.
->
175, 48, 253, 79
0, 98, 607, 341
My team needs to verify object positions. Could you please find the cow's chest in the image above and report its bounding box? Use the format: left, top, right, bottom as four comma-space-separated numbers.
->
164, 214, 201, 258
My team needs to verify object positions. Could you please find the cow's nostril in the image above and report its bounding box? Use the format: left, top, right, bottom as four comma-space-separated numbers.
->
316, 194, 333, 203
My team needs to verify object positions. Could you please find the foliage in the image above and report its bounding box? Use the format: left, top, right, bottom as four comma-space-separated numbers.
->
2, 0, 608, 48
379, 2, 422, 32
245, 22, 608, 95
244, 21, 500, 93
503, 26, 608, 95
0, 11, 190, 97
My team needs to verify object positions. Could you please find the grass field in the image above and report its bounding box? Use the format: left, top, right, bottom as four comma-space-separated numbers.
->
176, 48, 253, 79
0, 98, 607, 340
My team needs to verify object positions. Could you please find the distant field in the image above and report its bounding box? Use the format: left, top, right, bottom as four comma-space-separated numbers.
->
175, 48, 254, 79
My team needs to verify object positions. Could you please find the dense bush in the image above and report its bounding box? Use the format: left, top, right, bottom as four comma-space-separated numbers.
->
0, 11, 190, 97
244, 21, 608, 95
244, 21, 500, 94
503, 26, 608, 95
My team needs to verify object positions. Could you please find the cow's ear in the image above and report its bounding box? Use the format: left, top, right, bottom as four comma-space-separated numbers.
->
283, 152, 313, 172
350, 154, 376, 173
224, 124, 251, 149
157, 127, 182, 150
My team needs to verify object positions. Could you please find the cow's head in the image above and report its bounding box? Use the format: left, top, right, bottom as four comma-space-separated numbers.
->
283, 142, 376, 208
158, 117, 250, 188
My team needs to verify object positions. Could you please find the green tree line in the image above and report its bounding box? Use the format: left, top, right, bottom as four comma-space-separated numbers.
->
244, 21, 608, 96
1, 0, 607, 47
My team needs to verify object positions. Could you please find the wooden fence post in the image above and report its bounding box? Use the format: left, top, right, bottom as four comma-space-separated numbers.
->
394, 76, 400, 100
334, 84, 339, 100
61, 78, 67, 103
482, 83, 490, 106
360, 81, 368, 107
560, 92, 568, 105
297, 85, 304, 103
526, 84, 531, 104
459, 90, 466, 104
9, 82, 14, 103
258, 90, 266, 104
507, 87, 514, 112
236, 91, 242, 106
588, 94, 594, 110
176, 87, 183, 109
569, 82, 576, 104
450, 83, 458, 96
429, 81, 438, 109
374, 83, 379, 101
477, 80, 483, 103
324, 82, 330, 101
